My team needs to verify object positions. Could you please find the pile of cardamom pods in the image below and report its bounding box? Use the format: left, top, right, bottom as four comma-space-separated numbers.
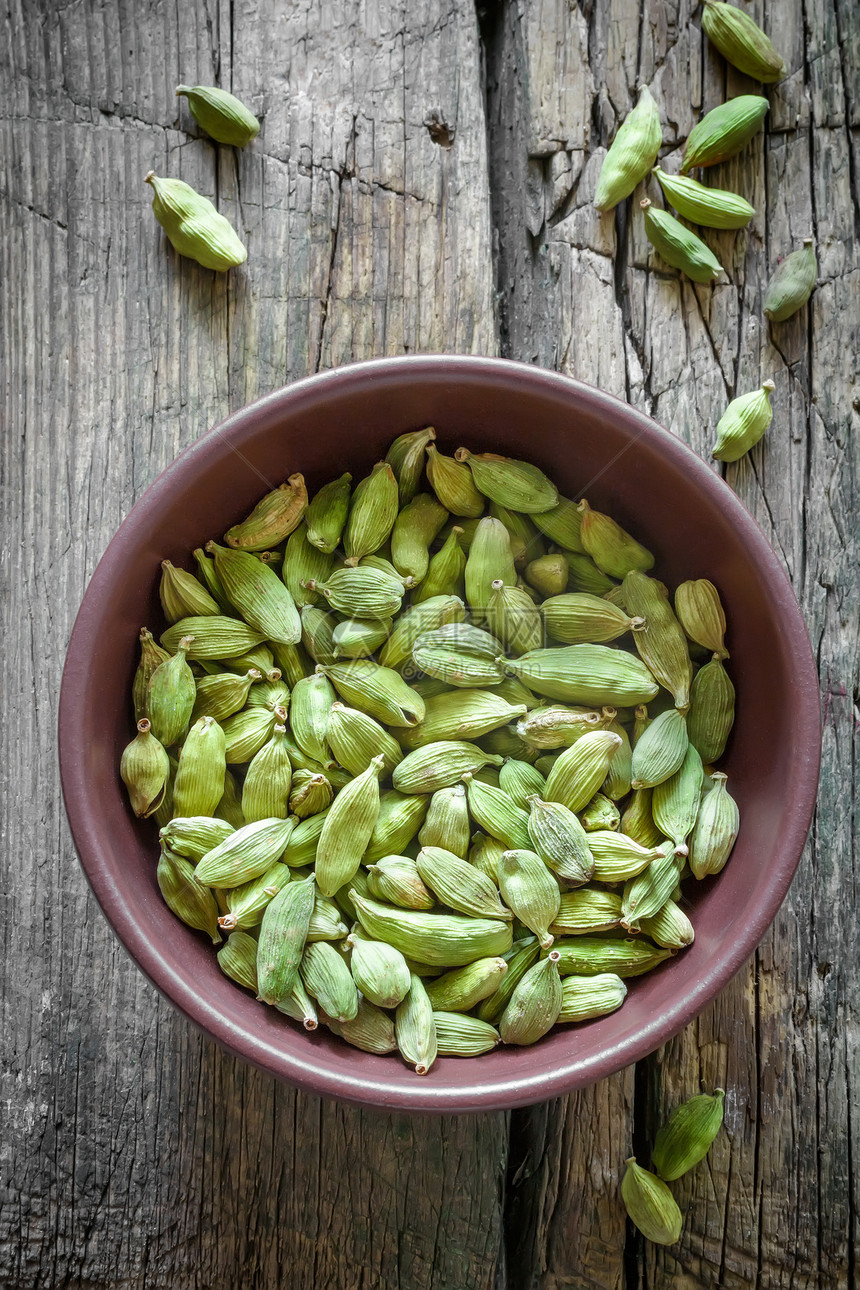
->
120, 428, 740, 1074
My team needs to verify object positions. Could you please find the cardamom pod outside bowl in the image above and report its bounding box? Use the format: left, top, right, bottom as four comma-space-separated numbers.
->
59, 355, 821, 1113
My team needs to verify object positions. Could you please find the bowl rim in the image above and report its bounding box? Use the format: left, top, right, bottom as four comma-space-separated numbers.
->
59, 354, 821, 1112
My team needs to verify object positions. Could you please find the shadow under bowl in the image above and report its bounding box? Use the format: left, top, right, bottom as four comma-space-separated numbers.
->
59, 355, 821, 1113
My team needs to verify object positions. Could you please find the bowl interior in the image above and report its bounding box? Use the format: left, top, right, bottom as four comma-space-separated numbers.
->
60, 357, 820, 1112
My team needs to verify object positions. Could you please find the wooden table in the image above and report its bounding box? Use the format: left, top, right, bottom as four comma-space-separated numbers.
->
4, 1, 857, 1285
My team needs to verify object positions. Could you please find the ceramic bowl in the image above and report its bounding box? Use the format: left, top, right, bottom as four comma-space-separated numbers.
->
59, 356, 821, 1112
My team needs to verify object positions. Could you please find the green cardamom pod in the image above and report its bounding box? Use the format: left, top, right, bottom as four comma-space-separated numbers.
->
300, 605, 338, 665
498, 759, 547, 810
256, 875, 316, 1006
347, 932, 412, 1008
176, 84, 260, 146
305, 471, 352, 552
215, 768, 246, 830
418, 784, 471, 857
542, 592, 644, 644
191, 667, 261, 723
578, 498, 655, 580
701, 0, 785, 82
194, 815, 295, 888
579, 791, 621, 832
224, 474, 308, 551
400, 687, 526, 750
712, 381, 775, 462
156, 846, 221, 943
433, 1012, 501, 1056
550, 888, 623, 935
415, 529, 468, 605
497, 849, 560, 948
145, 171, 246, 270
160, 814, 234, 861
674, 579, 729, 659
551, 935, 674, 977
623, 571, 693, 713
651, 743, 703, 852
586, 830, 667, 882
379, 594, 464, 668
477, 935, 540, 1023
621, 842, 682, 930
531, 498, 585, 552
621, 788, 662, 852
688, 771, 739, 878
220, 862, 291, 932
350, 892, 513, 967
687, 655, 735, 763
490, 501, 544, 567
640, 198, 724, 284
563, 552, 618, 596
315, 755, 384, 897
221, 704, 279, 764
424, 956, 508, 1013
386, 426, 436, 505
527, 795, 595, 885
240, 723, 293, 822
464, 517, 517, 620
206, 541, 301, 645
454, 449, 559, 514
287, 769, 333, 819
594, 84, 662, 211
499, 950, 563, 1045
680, 95, 769, 173
289, 671, 335, 764
505, 645, 659, 707
621, 1160, 683, 1244
630, 709, 689, 789
652, 167, 754, 229
487, 579, 544, 653
637, 898, 695, 950
363, 789, 429, 865
417, 845, 511, 920
603, 719, 633, 800
120, 718, 170, 818
282, 524, 335, 608
159, 560, 221, 623
425, 444, 484, 517
393, 740, 502, 795
413, 626, 506, 689
320, 659, 425, 727
300, 940, 359, 1022
343, 461, 400, 564
307, 565, 406, 620
763, 238, 817, 321
217, 929, 259, 991
390, 492, 448, 583
558, 972, 628, 1021
544, 729, 623, 813
395, 973, 438, 1075
147, 635, 196, 746
366, 853, 436, 910
173, 715, 227, 818
133, 628, 170, 722
516, 703, 603, 749
462, 772, 531, 849
524, 553, 569, 598
327, 998, 397, 1053
192, 548, 231, 612
652, 1089, 725, 1180
469, 831, 506, 884
161, 616, 266, 660
324, 702, 401, 778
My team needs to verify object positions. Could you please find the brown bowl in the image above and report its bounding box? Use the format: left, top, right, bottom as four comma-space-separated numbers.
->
59, 356, 820, 1112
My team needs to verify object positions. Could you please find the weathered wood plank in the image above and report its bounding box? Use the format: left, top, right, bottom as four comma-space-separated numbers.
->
484, 0, 859, 1286
0, 2, 506, 1287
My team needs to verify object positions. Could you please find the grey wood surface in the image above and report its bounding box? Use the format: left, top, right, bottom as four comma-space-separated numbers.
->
2, 0, 857, 1286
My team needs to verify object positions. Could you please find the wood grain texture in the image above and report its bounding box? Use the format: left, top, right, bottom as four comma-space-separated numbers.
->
3, 0, 858, 1285
483, 0, 859, 1285
1, 2, 505, 1288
